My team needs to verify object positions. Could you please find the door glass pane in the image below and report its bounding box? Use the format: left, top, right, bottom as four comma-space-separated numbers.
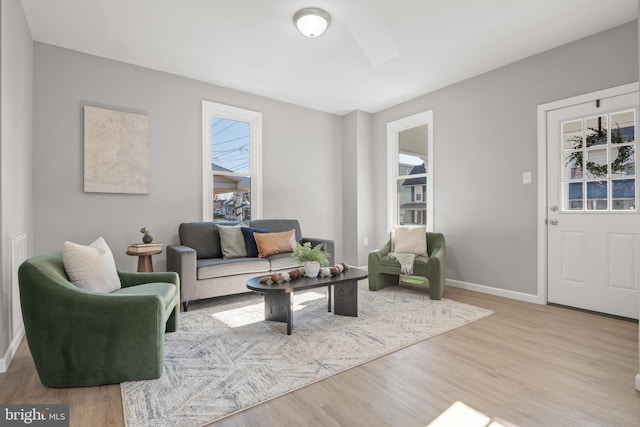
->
585, 148, 608, 179
612, 179, 636, 210
562, 152, 583, 180
585, 115, 607, 147
611, 110, 635, 143
610, 145, 635, 177
560, 109, 636, 213
564, 182, 583, 210
586, 181, 608, 210
562, 119, 583, 150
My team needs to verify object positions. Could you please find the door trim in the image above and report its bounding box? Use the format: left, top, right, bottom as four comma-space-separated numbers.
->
536, 82, 639, 305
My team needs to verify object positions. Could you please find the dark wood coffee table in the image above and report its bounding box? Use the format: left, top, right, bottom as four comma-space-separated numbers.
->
246, 268, 368, 335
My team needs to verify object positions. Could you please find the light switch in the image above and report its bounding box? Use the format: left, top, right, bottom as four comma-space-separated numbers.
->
522, 171, 532, 184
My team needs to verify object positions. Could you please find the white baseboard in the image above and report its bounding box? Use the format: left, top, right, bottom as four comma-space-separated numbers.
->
0, 327, 24, 373
446, 279, 544, 305
635, 373, 640, 391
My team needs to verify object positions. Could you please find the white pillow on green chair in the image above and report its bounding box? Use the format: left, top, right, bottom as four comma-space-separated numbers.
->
62, 237, 121, 293
391, 225, 428, 257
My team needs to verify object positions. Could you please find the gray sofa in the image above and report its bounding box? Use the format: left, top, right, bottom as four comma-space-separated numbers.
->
167, 219, 334, 311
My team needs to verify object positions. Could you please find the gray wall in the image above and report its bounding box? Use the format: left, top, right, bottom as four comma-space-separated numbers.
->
33, 43, 344, 271
342, 110, 374, 267
355, 111, 374, 266
342, 111, 358, 265
0, 0, 33, 370
372, 21, 638, 296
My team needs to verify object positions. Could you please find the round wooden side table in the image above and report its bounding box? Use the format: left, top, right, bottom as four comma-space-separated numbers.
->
126, 248, 162, 272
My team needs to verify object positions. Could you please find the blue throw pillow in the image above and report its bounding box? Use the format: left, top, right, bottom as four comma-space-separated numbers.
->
241, 227, 269, 257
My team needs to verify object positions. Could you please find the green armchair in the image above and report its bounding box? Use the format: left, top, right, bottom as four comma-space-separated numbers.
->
368, 232, 446, 299
18, 252, 179, 387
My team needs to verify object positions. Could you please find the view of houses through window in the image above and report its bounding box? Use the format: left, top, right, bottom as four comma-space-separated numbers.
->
211, 117, 252, 221
202, 101, 262, 222
397, 125, 428, 226
398, 157, 427, 225
387, 111, 433, 231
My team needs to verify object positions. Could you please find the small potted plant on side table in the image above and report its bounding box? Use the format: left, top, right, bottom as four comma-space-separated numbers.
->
140, 226, 153, 244
292, 242, 330, 278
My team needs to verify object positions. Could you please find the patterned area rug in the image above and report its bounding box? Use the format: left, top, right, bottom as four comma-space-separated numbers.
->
121, 281, 493, 426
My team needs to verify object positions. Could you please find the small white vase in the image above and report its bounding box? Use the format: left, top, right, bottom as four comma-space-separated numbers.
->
304, 261, 320, 278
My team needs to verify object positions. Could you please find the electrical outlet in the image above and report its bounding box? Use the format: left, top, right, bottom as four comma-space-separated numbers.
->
522, 171, 532, 184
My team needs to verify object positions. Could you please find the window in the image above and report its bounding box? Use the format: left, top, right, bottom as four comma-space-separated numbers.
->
202, 101, 262, 221
414, 187, 423, 202
561, 109, 636, 211
387, 111, 434, 230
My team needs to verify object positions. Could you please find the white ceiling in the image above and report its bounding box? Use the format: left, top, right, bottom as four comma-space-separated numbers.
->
21, 0, 637, 115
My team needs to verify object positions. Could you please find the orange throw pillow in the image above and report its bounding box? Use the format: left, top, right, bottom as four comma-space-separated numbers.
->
254, 229, 297, 258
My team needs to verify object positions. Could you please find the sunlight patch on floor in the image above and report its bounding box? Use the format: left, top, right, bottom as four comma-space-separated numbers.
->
291, 290, 326, 311
427, 401, 518, 427
210, 302, 263, 328
209, 290, 327, 327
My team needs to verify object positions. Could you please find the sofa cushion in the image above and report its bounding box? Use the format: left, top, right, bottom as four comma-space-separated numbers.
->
254, 229, 296, 258
179, 221, 239, 259
268, 253, 302, 271
218, 224, 248, 259
112, 282, 177, 311
241, 227, 269, 257
61, 237, 121, 293
249, 219, 302, 242
197, 257, 270, 280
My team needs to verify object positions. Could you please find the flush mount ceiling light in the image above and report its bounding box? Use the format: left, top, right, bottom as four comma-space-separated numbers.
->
293, 8, 331, 38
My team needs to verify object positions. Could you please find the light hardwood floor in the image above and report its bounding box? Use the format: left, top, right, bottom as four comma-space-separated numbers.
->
1, 287, 638, 426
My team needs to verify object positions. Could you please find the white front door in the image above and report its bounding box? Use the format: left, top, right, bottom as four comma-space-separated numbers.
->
547, 90, 639, 319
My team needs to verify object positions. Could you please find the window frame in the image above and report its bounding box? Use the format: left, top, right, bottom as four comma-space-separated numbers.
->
201, 100, 262, 221
387, 110, 434, 231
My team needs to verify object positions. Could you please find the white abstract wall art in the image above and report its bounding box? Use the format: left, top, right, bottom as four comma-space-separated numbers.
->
84, 105, 150, 194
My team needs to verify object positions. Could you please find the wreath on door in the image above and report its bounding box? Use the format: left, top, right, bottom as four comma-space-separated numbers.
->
565, 124, 634, 178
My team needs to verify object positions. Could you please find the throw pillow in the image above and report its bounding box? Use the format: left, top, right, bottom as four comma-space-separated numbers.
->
391, 225, 428, 257
61, 237, 121, 293
241, 227, 268, 257
217, 224, 248, 259
254, 229, 296, 258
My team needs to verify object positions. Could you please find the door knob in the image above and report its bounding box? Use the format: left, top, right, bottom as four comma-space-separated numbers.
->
550, 205, 559, 212
549, 219, 559, 225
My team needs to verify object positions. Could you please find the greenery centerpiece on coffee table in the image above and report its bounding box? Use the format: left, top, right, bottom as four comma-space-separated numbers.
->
292, 242, 330, 277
